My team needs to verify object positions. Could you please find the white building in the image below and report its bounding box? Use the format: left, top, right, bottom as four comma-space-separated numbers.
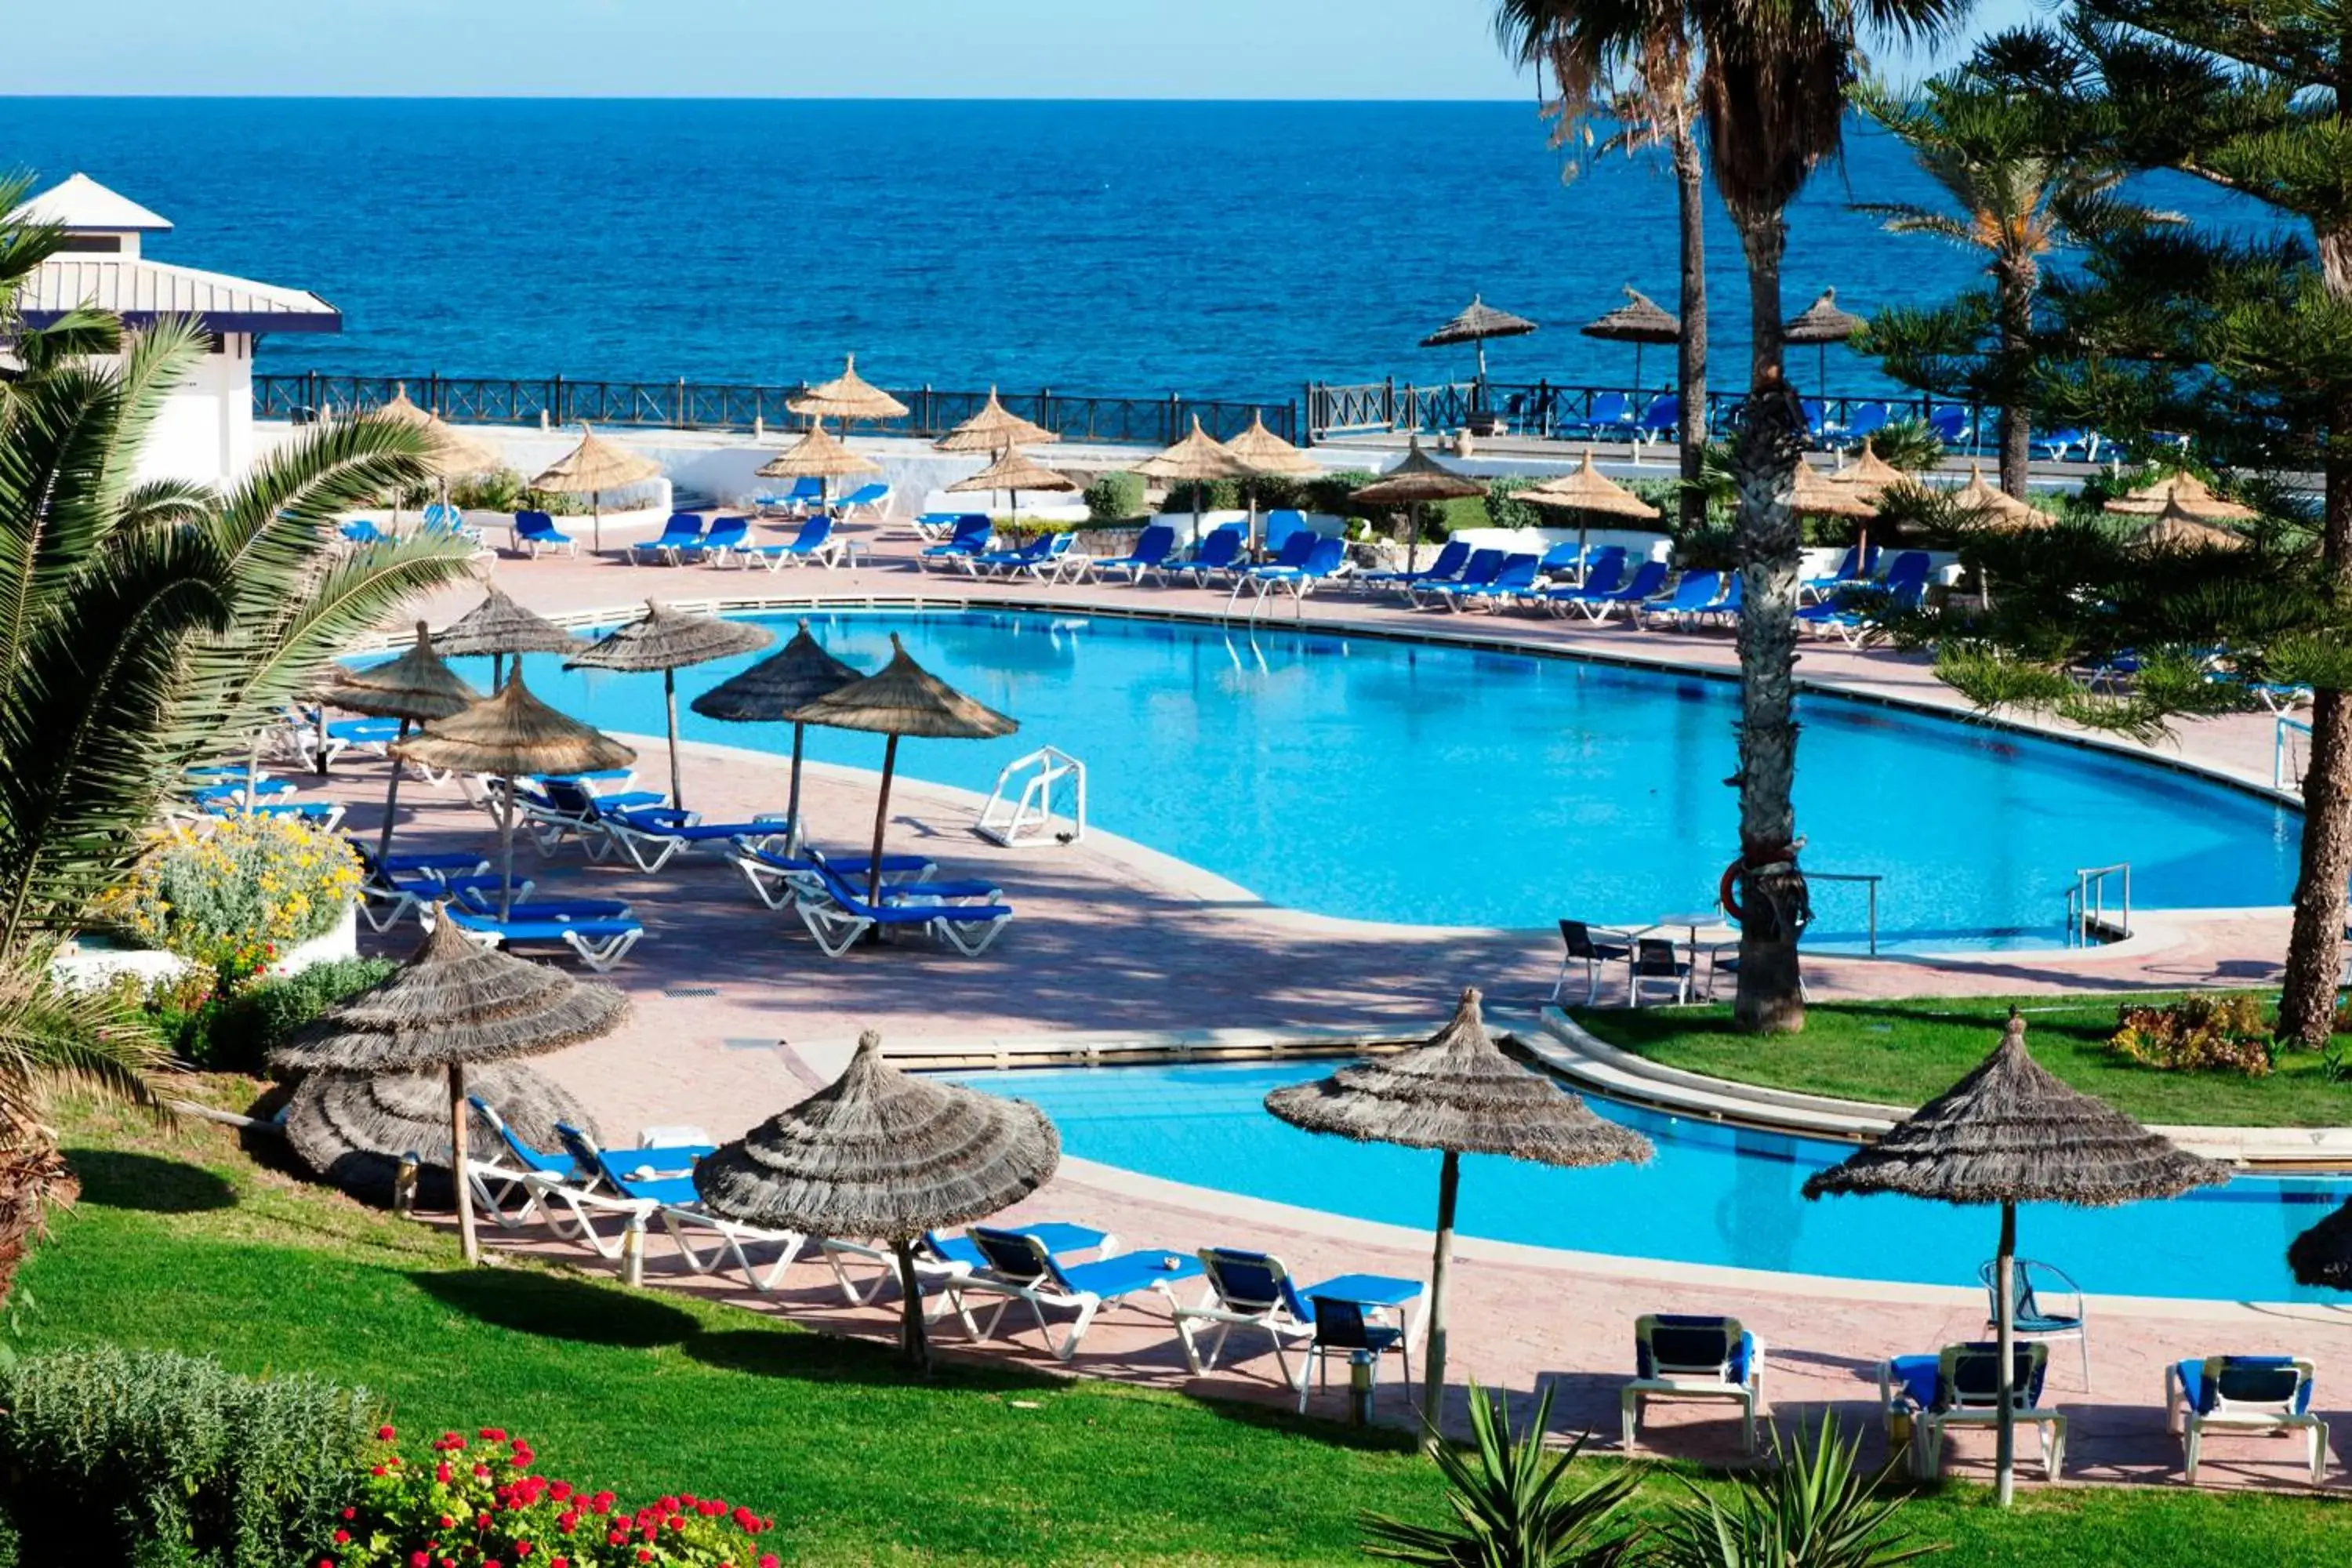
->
7, 173, 341, 485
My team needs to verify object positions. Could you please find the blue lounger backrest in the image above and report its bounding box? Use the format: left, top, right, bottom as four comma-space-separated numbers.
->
514, 510, 557, 535
971, 1225, 1064, 1287
539, 779, 606, 822
1640, 394, 1680, 433
1195, 528, 1244, 568
1301, 537, 1346, 576
702, 517, 749, 548
1269, 530, 1318, 568
951, 514, 993, 545
2198, 1356, 2311, 1414
1885, 550, 1930, 589
1668, 571, 1723, 608
793, 514, 834, 548
1263, 510, 1309, 555
1942, 1342, 2047, 1410
1536, 542, 1582, 574
468, 1095, 573, 1174
1575, 554, 1628, 597
1454, 549, 1506, 587
1586, 392, 1631, 428
1415, 539, 1472, 579
1638, 1314, 1749, 1383
1200, 1248, 1312, 1320
789, 477, 826, 502
1129, 524, 1177, 562
657, 513, 703, 543
1617, 559, 1671, 599
1487, 554, 1541, 590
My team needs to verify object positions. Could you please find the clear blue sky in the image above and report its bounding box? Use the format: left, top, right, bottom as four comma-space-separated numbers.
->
15, 0, 2042, 98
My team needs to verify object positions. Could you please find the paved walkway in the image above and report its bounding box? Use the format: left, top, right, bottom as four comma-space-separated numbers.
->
307, 532, 2352, 1494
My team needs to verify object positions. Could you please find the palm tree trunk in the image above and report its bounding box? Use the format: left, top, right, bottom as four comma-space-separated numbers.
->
1730, 210, 1809, 1034
1996, 264, 2034, 498
1674, 125, 1711, 535
2278, 369, 2352, 1045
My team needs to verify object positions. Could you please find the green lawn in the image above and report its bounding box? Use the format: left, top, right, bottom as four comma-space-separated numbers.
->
1573, 994, 2352, 1127
18, 1088, 2350, 1565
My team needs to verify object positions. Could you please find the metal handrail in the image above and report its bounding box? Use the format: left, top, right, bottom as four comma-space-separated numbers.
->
1805, 870, 1884, 956
2277, 714, 2312, 789
2066, 863, 2132, 946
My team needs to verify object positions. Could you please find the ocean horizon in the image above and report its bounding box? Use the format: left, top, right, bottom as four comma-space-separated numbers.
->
0, 96, 2293, 408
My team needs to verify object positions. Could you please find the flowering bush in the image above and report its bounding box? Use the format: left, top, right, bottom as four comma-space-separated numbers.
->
331, 1428, 780, 1568
2110, 993, 2274, 1077
107, 815, 361, 978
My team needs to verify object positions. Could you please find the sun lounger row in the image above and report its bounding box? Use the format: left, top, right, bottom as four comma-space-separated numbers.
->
625, 512, 850, 570
733, 844, 1014, 957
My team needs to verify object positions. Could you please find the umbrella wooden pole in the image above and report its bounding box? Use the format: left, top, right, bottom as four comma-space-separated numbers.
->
786, 721, 808, 856
1995, 1200, 2017, 1506
1421, 1148, 1461, 1428
246, 731, 266, 808
499, 771, 520, 920
866, 734, 901, 907
664, 669, 684, 810
451, 1061, 480, 1265
314, 707, 330, 776
491, 652, 506, 692
375, 718, 413, 865
593, 492, 603, 555
894, 1236, 931, 1371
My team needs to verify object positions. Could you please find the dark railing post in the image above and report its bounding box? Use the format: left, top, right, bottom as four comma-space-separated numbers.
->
552, 372, 565, 429
1383, 375, 1396, 430
1166, 391, 1180, 445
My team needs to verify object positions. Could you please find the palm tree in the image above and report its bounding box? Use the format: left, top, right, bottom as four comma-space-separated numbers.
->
1853, 72, 2166, 497
1498, 0, 1711, 535
1489, 2, 1969, 1032
0, 176, 479, 1160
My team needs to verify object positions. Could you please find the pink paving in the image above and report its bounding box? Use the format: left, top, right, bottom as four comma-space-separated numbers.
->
310, 533, 2348, 1494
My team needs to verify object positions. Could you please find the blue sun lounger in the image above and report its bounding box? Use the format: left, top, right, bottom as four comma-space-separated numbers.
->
780, 477, 828, 515
740, 513, 841, 571
681, 516, 750, 564
918, 515, 994, 571
1091, 523, 1179, 584
442, 906, 646, 971
818, 1221, 1116, 1317
1637, 571, 1728, 630
539, 1123, 809, 1290
2167, 1355, 2327, 1485
630, 514, 705, 565
1171, 1247, 1420, 1392
602, 802, 789, 874
1357, 538, 1469, 595
833, 481, 891, 520
1177, 526, 1247, 586
953, 1227, 1205, 1361
360, 869, 519, 932
511, 511, 577, 557
1624, 1313, 1767, 1454
340, 519, 394, 546
1405, 547, 1504, 608
456, 885, 634, 924
732, 842, 942, 909
781, 862, 1014, 957
1235, 535, 1346, 604
1433, 551, 1541, 612
971, 532, 1074, 581
1881, 1341, 2063, 1480
1802, 543, 1881, 601
1547, 557, 1669, 621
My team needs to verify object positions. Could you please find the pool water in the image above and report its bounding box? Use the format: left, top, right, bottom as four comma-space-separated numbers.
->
949, 1059, 2347, 1304
470, 608, 2300, 946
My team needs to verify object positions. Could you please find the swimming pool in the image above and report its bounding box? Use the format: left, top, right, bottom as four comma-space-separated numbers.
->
949, 1058, 2347, 1304
470, 607, 2300, 946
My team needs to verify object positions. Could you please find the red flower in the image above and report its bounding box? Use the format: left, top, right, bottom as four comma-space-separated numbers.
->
636, 1553, 652, 1566
759, 1555, 780, 1568
342, 1508, 358, 1520
436, 1464, 454, 1484
550, 1482, 573, 1502
477, 1513, 494, 1530
409, 1555, 429, 1568
514, 1543, 532, 1559
474, 1465, 492, 1480
334, 1530, 351, 1544
438, 1515, 456, 1530
733, 1507, 757, 1531
379, 1425, 397, 1441
607, 1533, 626, 1547
480, 1427, 508, 1442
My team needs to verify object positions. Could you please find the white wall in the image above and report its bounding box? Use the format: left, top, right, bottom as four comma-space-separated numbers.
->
136, 335, 252, 487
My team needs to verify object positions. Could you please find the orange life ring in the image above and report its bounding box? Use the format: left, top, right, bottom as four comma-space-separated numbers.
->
1719, 858, 1746, 923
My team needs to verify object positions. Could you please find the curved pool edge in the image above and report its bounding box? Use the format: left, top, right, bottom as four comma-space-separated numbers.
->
1052, 1151, 2347, 1326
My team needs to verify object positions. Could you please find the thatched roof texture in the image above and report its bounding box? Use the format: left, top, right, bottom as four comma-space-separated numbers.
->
1790, 461, 1878, 519
394, 672, 637, 778
372, 386, 503, 478
691, 619, 863, 723
1784, 288, 1866, 345
1224, 410, 1319, 477
2135, 500, 2247, 553
434, 588, 586, 659
272, 913, 629, 1074
1421, 295, 1539, 348
2288, 1196, 2352, 1292
693, 1029, 1059, 1239
788, 354, 909, 422
1835, 440, 1911, 496
1135, 416, 1254, 484
324, 621, 482, 724
1948, 463, 2050, 532
1352, 437, 1487, 506
1580, 287, 1681, 345
792, 633, 1017, 740
567, 601, 775, 674
286, 1062, 597, 1203
2103, 470, 2257, 522
1519, 451, 1661, 521
532, 426, 662, 494
933, 389, 1058, 453
1803, 1012, 2227, 1207
756, 419, 883, 481
946, 447, 1076, 496
1265, 988, 1653, 1167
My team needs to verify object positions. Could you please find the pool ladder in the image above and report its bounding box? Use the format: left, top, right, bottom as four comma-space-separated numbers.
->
2066, 863, 2132, 946
976, 746, 1087, 847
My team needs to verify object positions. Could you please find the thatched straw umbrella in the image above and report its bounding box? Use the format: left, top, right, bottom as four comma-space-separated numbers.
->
689, 619, 865, 853
2102, 470, 2258, 522
2287, 1196, 2352, 1293
1353, 437, 1488, 575
946, 445, 1076, 522
934, 388, 1057, 453
532, 424, 662, 554
1835, 439, 1910, 499
789, 354, 909, 426
394, 674, 635, 918
1791, 460, 1882, 567
790, 633, 1016, 902
2133, 499, 2247, 553
756, 419, 882, 512
1265, 988, 1653, 1424
1805, 1011, 2225, 1504
1947, 463, 2050, 532
1520, 450, 1661, 571
274, 914, 628, 1262
1784, 288, 1867, 399
433, 586, 586, 692
371, 384, 502, 531
1580, 286, 1681, 391
566, 603, 773, 811
695, 1029, 1058, 1367
286, 1061, 596, 1208
1225, 410, 1321, 552
1420, 296, 1538, 419
322, 621, 484, 863
1135, 415, 1255, 547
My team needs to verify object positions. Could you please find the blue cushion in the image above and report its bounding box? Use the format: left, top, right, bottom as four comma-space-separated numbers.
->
1886, 1354, 1940, 1413
2180, 1356, 2310, 1414
1059, 1250, 1203, 1300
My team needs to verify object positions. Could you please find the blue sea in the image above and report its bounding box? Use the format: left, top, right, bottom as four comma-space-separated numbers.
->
0, 98, 2295, 403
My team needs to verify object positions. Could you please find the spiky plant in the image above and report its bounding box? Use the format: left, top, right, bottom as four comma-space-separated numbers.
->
1651, 1417, 1946, 1568
1360, 1381, 1642, 1568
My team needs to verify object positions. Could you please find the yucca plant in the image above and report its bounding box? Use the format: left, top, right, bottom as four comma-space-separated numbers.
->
1651, 1417, 1946, 1568
1360, 1381, 1642, 1568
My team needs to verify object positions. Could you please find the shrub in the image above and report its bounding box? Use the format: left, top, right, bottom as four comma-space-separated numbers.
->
1863, 417, 1944, 474
2110, 993, 2274, 1076
1158, 477, 1243, 514
1483, 474, 1544, 534
1301, 470, 1379, 518
0, 1345, 376, 1567
109, 818, 361, 980
109, 955, 394, 1074
1082, 471, 1145, 521
340, 1428, 778, 1568
445, 467, 591, 517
